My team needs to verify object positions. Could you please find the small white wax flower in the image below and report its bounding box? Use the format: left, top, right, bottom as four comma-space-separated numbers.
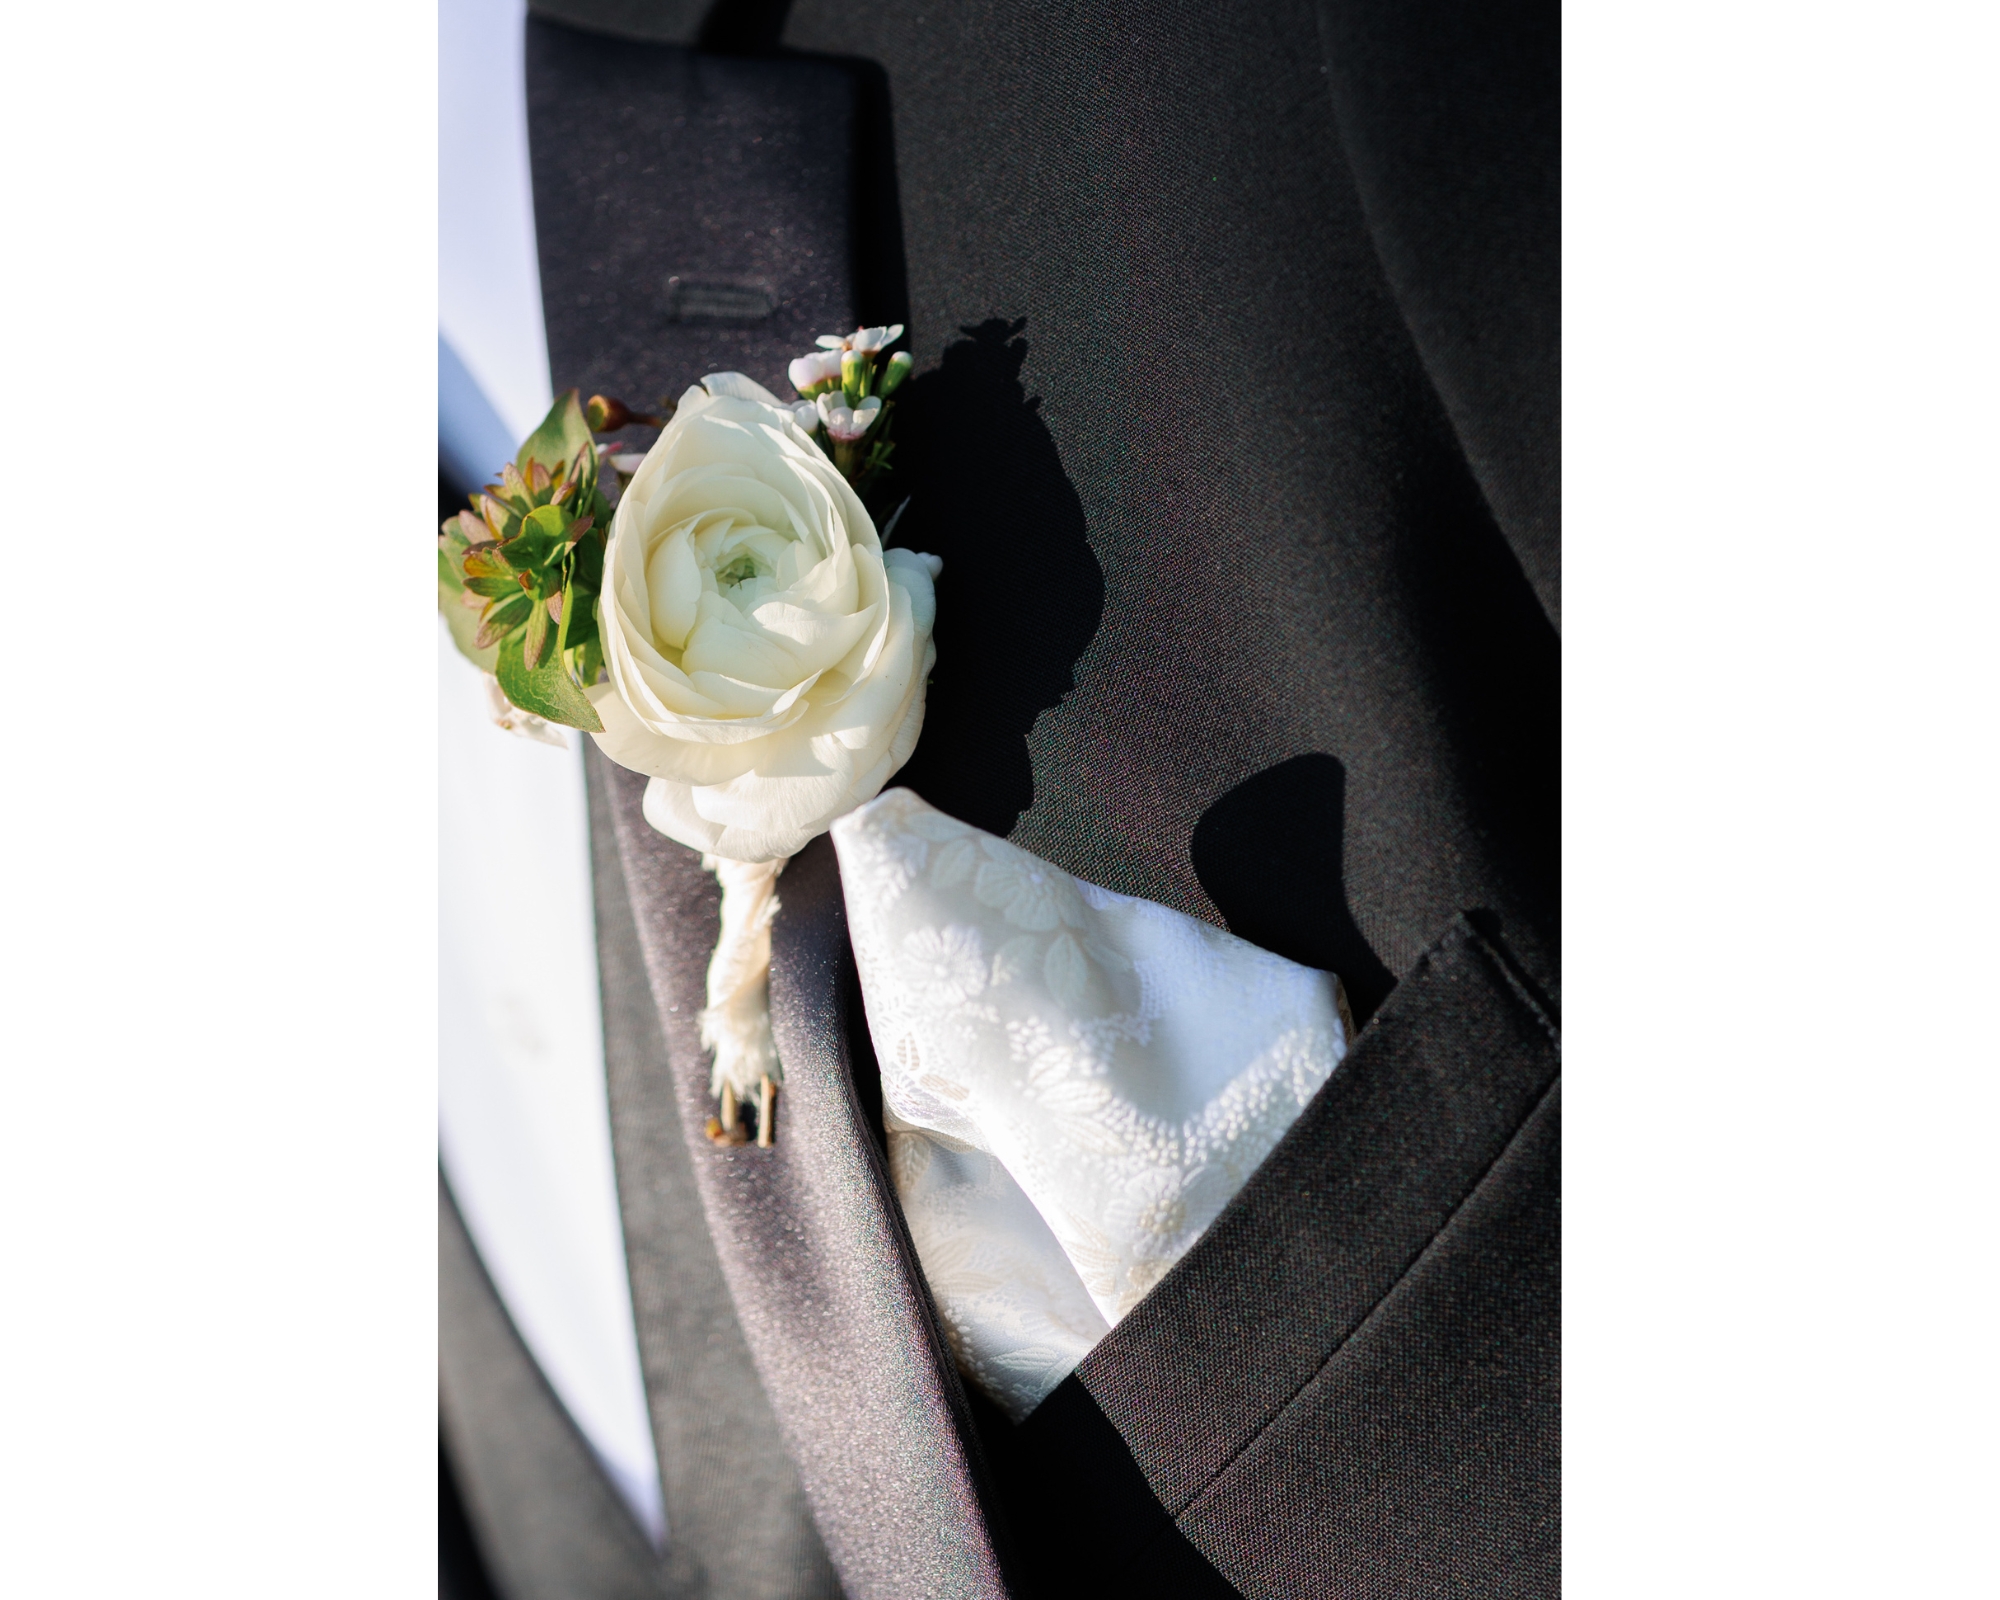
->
817, 391, 883, 442
813, 324, 906, 354
850, 324, 905, 353
610, 453, 646, 474
792, 401, 821, 432
788, 350, 842, 392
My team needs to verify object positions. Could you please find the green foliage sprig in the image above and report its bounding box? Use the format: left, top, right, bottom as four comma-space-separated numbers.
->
438, 389, 651, 732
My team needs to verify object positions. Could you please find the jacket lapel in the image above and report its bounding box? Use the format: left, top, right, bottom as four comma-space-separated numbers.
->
597, 754, 1018, 1598
584, 753, 844, 1599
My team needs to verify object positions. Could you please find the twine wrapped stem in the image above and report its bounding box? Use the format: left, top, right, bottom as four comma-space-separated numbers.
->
699, 855, 787, 1145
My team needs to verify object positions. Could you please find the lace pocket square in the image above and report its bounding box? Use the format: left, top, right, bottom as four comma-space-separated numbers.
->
832, 788, 1351, 1419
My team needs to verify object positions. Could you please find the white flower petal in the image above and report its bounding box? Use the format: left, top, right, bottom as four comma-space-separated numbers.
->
701, 371, 784, 404
644, 525, 700, 650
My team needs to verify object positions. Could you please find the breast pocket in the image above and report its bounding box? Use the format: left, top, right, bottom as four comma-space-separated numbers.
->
998, 914, 1561, 1600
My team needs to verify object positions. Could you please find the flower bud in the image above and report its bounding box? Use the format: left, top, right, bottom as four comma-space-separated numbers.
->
878, 350, 913, 395
585, 394, 662, 432
841, 349, 868, 402
789, 351, 843, 396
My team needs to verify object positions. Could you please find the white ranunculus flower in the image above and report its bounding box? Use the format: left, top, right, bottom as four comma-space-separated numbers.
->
589, 372, 941, 863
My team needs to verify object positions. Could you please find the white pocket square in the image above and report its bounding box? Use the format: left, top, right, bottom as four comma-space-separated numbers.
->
833, 787, 1352, 1419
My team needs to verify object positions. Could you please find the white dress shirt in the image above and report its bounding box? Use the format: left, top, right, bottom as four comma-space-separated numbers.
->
438, 0, 664, 1547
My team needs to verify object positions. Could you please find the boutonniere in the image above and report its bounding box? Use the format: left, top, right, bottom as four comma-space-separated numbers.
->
440, 328, 939, 1149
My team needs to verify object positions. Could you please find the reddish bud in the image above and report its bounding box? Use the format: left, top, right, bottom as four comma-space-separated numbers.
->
586, 394, 665, 432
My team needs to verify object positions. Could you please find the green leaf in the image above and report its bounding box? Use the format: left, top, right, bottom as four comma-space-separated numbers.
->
493, 505, 567, 575
477, 495, 521, 541
515, 391, 593, 483
568, 441, 599, 503
523, 503, 569, 546
523, 591, 553, 669
438, 547, 464, 594
571, 529, 605, 593
464, 575, 519, 600
439, 573, 498, 671
559, 593, 598, 655
496, 631, 603, 732
554, 582, 576, 660
461, 544, 512, 580
496, 539, 540, 572
475, 592, 533, 649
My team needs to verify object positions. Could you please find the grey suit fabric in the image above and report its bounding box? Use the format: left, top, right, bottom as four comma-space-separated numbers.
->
769, 0, 1561, 1010
521, 31, 868, 432
440, 1180, 672, 1600
442, 1438, 505, 1600
443, 3, 1560, 1594
1312, 0, 1561, 629
526, 0, 707, 46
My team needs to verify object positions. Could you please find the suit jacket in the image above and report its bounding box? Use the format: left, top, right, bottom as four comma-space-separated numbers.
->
440, 2, 1559, 1595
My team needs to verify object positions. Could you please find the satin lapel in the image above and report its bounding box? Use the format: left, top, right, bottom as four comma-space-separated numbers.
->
598, 755, 1017, 1599
585, 756, 842, 1599
527, 25, 1003, 1592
